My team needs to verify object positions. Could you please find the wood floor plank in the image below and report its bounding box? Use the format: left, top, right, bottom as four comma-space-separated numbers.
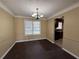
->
4, 39, 76, 59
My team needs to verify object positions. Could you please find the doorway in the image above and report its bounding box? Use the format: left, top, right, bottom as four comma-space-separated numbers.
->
54, 16, 64, 47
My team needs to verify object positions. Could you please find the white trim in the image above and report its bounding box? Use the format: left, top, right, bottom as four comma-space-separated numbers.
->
16, 38, 46, 43
0, 42, 16, 59
15, 16, 32, 19
47, 39, 55, 43
0, 38, 47, 59
0, 1, 15, 16
49, 2, 79, 19
62, 48, 79, 59
46, 39, 79, 59
0, 1, 79, 19
0, 39, 78, 59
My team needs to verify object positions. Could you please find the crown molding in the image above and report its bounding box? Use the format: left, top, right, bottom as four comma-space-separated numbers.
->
15, 16, 33, 19
15, 16, 48, 20
0, 1, 15, 16
49, 2, 79, 19
0, 1, 79, 19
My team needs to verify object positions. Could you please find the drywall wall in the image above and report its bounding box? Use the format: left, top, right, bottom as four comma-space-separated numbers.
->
41, 20, 47, 39
62, 7, 79, 57
48, 7, 79, 57
15, 18, 47, 41
15, 18, 24, 41
0, 7, 15, 58
47, 20, 54, 42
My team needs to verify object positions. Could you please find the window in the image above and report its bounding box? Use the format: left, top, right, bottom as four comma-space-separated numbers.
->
24, 20, 32, 35
33, 21, 40, 34
56, 22, 62, 29
24, 20, 40, 35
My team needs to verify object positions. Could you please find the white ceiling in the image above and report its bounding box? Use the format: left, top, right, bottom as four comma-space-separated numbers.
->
0, 0, 79, 18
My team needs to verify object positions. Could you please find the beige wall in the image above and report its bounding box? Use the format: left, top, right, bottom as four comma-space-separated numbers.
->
41, 20, 47, 38
47, 7, 79, 56
47, 19, 54, 42
62, 7, 79, 57
15, 18, 47, 41
0, 2, 78, 58
15, 18, 24, 40
0, 8, 16, 58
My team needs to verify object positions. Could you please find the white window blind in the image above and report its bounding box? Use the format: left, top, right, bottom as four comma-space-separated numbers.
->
24, 20, 40, 35
24, 20, 32, 35
33, 21, 40, 34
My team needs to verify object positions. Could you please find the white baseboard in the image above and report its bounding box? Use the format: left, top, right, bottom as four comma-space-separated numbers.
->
0, 38, 47, 59
2, 39, 78, 59
46, 39, 79, 59
47, 39, 55, 43
16, 38, 47, 43
62, 48, 79, 59
0, 42, 16, 59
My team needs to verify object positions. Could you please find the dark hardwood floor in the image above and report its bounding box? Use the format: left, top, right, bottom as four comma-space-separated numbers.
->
4, 39, 76, 59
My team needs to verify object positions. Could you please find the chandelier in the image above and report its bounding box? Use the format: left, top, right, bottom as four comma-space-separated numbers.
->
32, 8, 44, 20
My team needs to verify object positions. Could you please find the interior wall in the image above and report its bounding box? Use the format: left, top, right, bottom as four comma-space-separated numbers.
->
62, 7, 79, 57
15, 18, 47, 41
15, 18, 24, 41
47, 7, 79, 57
41, 20, 47, 39
47, 19, 54, 42
0, 8, 16, 58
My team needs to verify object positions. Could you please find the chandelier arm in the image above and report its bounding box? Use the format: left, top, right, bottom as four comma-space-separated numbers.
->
32, 8, 44, 20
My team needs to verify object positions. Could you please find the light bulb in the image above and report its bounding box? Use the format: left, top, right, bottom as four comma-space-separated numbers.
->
40, 15, 44, 17
32, 13, 37, 17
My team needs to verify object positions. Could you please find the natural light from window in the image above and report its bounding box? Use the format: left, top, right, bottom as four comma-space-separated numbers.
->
56, 22, 62, 29
24, 20, 41, 35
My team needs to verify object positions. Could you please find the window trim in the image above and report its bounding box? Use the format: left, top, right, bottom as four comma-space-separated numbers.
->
24, 20, 41, 35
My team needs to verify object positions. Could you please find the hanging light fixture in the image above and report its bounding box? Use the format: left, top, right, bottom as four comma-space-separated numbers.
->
32, 8, 44, 20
